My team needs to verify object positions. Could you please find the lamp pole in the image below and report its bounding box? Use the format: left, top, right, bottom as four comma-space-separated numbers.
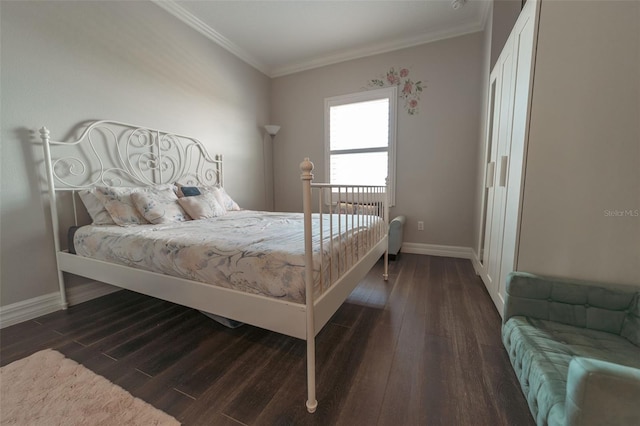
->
263, 125, 280, 211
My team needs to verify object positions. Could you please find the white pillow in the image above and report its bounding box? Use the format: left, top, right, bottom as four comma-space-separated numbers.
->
94, 186, 149, 226
78, 189, 116, 225
216, 187, 240, 211
177, 192, 226, 219
131, 187, 191, 224
94, 184, 181, 226
175, 183, 240, 212
193, 186, 239, 212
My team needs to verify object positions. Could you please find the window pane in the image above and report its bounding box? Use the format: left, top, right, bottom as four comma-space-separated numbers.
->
330, 152, 388, 186
330, 99, 389, 151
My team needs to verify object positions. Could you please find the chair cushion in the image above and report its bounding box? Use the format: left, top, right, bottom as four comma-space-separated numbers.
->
503, 316, 640, 426
504, 274, 637, 335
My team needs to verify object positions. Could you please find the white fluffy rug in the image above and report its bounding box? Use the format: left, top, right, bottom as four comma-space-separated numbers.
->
0, 349, 180, 425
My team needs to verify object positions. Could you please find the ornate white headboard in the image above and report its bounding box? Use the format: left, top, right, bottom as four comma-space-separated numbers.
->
40, 120, 223, 191
38, 120, 224, 307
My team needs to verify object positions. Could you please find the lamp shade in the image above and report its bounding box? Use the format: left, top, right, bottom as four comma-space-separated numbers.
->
264, 125, 281, 136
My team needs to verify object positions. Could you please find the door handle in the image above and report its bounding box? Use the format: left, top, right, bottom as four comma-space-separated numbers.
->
486, 161, 495, 188
499, 156, 508, 187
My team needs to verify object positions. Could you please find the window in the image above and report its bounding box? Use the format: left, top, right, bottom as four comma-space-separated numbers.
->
324, 86, 397, 205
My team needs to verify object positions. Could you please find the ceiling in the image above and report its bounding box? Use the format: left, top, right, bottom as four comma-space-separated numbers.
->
153, 0, 491, 78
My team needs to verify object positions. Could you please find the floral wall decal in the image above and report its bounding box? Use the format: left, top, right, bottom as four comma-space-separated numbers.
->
368, 67, 425, 115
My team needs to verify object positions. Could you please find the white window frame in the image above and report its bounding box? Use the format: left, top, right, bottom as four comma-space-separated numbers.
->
324, 86, 397, 206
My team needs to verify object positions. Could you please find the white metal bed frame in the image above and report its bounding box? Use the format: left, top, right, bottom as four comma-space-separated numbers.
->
39, 120, 389, 413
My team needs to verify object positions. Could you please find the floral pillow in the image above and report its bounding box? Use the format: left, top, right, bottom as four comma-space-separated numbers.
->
78, 189, 116, 225
175, 183, 240, 212
131, 187, 191, 224
177, 192, 226, 220
216, 187, 240, 211
94, 186, 150, 226
195, 186, 239, 211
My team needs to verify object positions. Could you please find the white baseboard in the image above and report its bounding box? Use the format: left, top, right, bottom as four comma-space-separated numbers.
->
468, 250, 503, 317
66, 281, 120, 306
401, 243, 474, 259
470, 249, 483, 275
0, 292, 62, 329
0, 282, 120, 329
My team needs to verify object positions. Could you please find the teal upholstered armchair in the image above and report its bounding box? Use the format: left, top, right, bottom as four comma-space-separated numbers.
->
388, 216, 405, 259
502, 272, 640, 426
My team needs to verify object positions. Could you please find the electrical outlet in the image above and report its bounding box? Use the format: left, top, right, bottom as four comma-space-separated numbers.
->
418, 221, 424, 231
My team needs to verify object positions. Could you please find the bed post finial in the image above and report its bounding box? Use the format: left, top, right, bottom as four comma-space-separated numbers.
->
300, 157, 314, 181
39, 126, 50, 142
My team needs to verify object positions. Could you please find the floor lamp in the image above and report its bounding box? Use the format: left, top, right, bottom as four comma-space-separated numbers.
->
263, 125, 280, 211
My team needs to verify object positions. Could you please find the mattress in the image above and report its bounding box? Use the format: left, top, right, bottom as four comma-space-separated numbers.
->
73, 210, 386, 303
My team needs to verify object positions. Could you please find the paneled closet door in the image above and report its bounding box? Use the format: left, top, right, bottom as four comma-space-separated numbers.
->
477, 0, 540, 315
477, 77, 498, 273
480, 39, 515, 307
496, 0, 539, 307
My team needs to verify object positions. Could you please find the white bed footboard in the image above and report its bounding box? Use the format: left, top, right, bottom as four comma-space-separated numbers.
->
300, 157, 388, 413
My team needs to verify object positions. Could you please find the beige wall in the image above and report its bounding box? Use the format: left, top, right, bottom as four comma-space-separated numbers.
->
517, 0, 640, 285
490, 0, 522, 69
271, 33, 484, 248
0, 1, 271, 307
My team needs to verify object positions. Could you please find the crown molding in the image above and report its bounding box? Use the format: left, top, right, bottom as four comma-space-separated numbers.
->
153, 0, 488, 79
151, 0, 271, 76
479, 0, 493, 31
271, 20, 485, 78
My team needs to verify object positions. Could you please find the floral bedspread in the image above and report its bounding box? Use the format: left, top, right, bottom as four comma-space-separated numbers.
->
73, 210, 386, 303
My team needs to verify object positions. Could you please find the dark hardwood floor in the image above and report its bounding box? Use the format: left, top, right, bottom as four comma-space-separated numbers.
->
1, 254, 534, 426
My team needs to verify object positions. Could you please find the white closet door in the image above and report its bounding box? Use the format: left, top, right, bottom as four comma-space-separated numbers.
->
482, 41, 514, 304
478, 0, 540, 314
478, 74, 498, 286
478, 76, 498, 274
496, 0, 540, 309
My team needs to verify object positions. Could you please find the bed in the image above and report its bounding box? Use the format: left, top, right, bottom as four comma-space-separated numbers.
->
39, 120, 389, 413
